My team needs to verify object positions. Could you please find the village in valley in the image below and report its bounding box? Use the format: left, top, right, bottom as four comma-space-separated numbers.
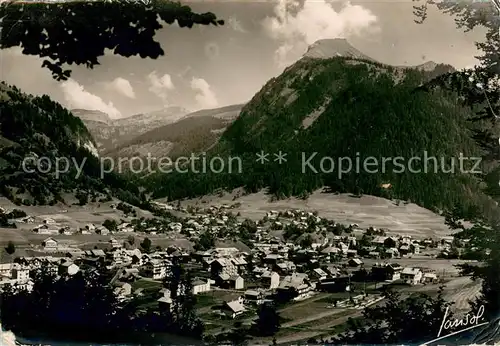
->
0, 195, 480, 344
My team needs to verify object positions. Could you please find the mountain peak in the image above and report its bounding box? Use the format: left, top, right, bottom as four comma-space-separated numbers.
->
303, 38, 375, 62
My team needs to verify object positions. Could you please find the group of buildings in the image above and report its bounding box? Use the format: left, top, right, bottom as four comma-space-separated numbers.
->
0, 204, 454, 320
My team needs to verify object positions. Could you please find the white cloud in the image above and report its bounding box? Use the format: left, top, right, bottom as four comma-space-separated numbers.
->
227, 16, 247, 33
148, 71, 174, 103
190, 77, 218, 109
262, 0, 378, 68
60, 79, 122, 118
106, 77, 136, 98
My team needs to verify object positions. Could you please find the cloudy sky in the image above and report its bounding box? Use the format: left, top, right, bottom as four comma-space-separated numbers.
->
0, 0, 490, 118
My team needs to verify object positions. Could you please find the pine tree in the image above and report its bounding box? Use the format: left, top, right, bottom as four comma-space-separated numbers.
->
140, 237, 152, 253
5, 241, 15, 255
415, 1, 499, 73
256, 303, 281, 337
341, 287, 453, 344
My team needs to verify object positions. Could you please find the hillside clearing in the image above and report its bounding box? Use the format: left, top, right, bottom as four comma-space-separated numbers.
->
169, 189, 453, 238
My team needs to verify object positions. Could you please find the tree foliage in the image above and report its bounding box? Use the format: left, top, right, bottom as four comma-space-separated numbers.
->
1, 265, 205, 343
0, 0, 224, 80
255, 303, 281, 337
339, 287, 452, 344
194, 231, 215, 251
1, 268, 121, 341
447, 206, 500, 319
163, 259, 204, 337
5, 240, 16, 254
413, 0, 499, 73
103, 219, 118, 232
140, 237, 152, 252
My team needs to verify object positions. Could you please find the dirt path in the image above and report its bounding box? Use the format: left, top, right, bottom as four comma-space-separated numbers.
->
443, 277, 481, 311
281, 308, 353, 328
265, 311, 363, 345
278, 293, 331, 313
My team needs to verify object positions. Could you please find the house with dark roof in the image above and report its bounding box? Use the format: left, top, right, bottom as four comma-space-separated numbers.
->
42, 237, 58, 251
371, 263, 403, 282
348, 258, 363, 267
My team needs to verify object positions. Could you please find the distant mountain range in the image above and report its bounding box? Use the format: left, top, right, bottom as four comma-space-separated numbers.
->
103, 104, 244, 169
73, 106, 189, 151
74, 104, 244, 163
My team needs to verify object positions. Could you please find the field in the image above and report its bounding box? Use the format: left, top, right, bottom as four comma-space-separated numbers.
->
172, 189, 456, 238
1, 188, 458, 248
0, 197, 193, 249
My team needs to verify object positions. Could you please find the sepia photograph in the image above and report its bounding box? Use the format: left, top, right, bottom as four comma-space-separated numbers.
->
0, 0, 499, 345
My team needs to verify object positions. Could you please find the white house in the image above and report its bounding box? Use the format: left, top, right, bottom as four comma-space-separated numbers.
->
142, 259, 170, 280
80, 228, 91, 235
109, 237, 121, 248
244, 289, 266, 305
34, 224, 59, 235
59, 262, 80, 276
261, 271, 280, 289
157, 296, 173, 311
0, 263, 13, 277
311, 268, 328, 281
337, 242, 349, 254
95, 226, 110, 235
114, 282, 132, 299
413, 244, 420, 254
0, 278, 33, 292
229, 275, 244, 290
118, 223, 134, 233
192, 278, 211, 295
20, 216, 35, 223
223, 297, 245, 318
422, 272, 438, 284
11, 264, 29, 281
42, 237, 58, 251
278, 273, 314, 300
401, 267, 423, 285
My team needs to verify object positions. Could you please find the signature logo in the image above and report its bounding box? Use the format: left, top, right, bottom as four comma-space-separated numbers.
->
102, 0, 152, 6
420, 305, 488, 345
443, 0, 492, 3
438, 305, 485, 338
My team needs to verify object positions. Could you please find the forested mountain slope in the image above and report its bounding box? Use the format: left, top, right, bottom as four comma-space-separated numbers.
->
0, 82, 145, 207
148, 55, 500, 215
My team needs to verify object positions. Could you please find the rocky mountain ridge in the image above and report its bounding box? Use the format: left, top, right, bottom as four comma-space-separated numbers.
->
74, 106, 189, 152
